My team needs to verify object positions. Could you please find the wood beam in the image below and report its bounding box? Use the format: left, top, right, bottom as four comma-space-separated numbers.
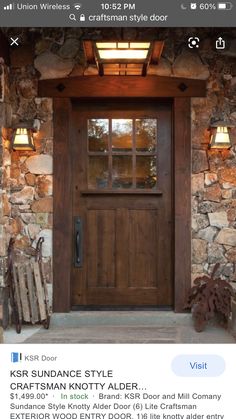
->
174, 97, 192, 312
150, 41, 164, 64
38, 75, 206, 98
53, 98, 72, 312
83, 40, 96, 65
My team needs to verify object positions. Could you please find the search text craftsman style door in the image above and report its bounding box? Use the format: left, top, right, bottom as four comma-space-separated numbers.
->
71, 101, 172, 307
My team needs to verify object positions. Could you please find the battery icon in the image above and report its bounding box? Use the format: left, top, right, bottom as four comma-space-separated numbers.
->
217, 2, 233, 9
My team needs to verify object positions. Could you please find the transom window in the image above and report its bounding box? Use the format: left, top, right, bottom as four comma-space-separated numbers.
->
88, 118, 157, 190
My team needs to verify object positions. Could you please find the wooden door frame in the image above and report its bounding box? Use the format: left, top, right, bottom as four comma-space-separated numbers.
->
38, 75, 206, 313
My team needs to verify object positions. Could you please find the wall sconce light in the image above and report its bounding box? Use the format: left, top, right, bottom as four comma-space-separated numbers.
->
83, 40, 164, 76
11, 119, 40, 151
208, 121, 234, 150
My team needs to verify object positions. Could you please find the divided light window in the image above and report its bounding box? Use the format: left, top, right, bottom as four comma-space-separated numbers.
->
87, 118, 158, 190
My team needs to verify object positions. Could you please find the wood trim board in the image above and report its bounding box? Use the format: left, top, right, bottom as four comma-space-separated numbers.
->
39, 75, 206, 99
53, 98, 72, 312
174, 98, 192, 312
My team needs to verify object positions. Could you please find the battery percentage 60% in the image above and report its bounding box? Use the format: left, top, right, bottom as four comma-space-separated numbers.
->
199, 3, 217, 9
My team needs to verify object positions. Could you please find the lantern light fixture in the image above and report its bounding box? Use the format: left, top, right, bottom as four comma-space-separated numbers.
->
208, 120, 234, 150
83, 40, 164, 76
11, 119, 40, 151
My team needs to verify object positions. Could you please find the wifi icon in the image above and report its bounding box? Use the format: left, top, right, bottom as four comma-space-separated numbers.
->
74, 3, 82, 10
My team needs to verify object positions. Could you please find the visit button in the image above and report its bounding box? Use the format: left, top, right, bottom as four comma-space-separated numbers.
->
171, 355, 225, 377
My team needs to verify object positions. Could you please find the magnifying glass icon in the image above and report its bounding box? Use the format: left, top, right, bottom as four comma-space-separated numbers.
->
69, 13, 76, 21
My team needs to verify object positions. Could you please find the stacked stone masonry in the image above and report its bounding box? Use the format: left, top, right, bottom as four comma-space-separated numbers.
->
0, 28, 235, 313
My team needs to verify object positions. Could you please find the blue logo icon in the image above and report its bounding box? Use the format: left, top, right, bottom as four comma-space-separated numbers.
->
11, 352, 22, 363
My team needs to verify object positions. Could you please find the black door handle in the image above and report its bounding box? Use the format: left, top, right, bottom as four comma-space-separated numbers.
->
76, 231, 80, 264
75, 217, 83, 267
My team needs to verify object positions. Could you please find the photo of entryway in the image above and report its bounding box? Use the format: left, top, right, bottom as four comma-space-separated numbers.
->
0, 27, 236, 343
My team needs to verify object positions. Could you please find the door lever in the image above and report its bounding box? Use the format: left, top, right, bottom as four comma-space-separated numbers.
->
75, 217, 83, 267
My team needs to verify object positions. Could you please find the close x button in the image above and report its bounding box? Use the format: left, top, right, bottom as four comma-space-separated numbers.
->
10, 37, 20, 46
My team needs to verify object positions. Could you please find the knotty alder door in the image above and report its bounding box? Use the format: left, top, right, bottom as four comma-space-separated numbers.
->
71, 101, 173, 307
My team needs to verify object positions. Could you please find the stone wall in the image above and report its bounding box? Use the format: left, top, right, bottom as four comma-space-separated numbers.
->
0, 28, 235, 313
0, 61, 11, 340
0, 32, 54, 315
1, 49, 53, 284
191, 30, 236, 281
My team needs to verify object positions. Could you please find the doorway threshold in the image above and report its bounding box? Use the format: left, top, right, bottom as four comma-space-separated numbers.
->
71, 306, 173, 311
3, 311, 235, 344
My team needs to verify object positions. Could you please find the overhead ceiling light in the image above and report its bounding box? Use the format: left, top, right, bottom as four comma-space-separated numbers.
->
83, 40, 164, 76
96, 42, 150, 60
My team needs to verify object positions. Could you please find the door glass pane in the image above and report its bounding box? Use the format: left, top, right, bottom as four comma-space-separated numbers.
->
112, 156, 133, 188
88, 156, 108, 189
136, 156, 157, 189
87, 117, 158, 190
136, 119, 157, 152
112, 119, 132, 152
88, 119, 109, 152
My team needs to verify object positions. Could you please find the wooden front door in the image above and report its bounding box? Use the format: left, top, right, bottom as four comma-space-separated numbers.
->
71, 101, 172, 308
